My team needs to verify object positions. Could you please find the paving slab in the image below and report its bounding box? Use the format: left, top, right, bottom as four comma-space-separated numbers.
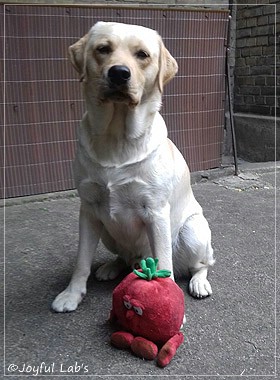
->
2, 164, 279, 379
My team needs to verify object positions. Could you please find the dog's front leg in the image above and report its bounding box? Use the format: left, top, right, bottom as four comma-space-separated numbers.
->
145, 204, 174, 279
52, 204, 103, 312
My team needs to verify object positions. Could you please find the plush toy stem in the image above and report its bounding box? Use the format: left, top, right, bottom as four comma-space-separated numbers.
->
157, 332, 184, 368
133, 257, 171, 280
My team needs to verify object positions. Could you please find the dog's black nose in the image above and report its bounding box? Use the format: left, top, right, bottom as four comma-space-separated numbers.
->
108, 65, 131, 86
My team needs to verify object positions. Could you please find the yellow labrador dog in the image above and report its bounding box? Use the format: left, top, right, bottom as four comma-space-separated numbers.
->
52, 22, 214, 312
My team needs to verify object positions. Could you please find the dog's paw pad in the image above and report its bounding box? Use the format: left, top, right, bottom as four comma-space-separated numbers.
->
95, 260, 125, 281
52, 289, 83, 312
189, 277, 212, 298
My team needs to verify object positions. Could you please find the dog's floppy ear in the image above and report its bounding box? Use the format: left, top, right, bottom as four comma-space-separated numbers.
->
158, 40, 178, 92
68, 33, 89, 80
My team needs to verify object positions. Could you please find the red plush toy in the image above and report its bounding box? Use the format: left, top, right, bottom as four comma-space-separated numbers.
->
110, 258, 185, 367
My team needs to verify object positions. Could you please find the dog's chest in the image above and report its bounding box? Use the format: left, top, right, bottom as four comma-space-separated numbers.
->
78, 173, 150, 225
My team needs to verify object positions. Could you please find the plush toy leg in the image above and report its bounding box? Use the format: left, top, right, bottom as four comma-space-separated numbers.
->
157, 332, 184, 368
111, 331, 134, 349
131, 337, 158, 361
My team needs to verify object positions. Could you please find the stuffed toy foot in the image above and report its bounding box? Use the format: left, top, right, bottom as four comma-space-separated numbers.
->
157, 332, 184, 368
111, 332, 158, 360
111, 331, 134, 349
131, 337, 158, 360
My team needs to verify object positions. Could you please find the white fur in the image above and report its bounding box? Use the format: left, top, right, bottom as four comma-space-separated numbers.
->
52, 22, 214, 312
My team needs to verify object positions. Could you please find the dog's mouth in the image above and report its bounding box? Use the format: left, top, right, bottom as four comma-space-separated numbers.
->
104, 87, 131, 102
100, 86, 139, 107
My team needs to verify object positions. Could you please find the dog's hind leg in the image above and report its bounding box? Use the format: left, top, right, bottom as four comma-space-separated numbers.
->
176, 213, 214, 298
189, 259, 213, 298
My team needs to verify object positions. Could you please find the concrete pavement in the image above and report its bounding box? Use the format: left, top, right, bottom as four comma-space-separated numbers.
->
2, 162, 279, 379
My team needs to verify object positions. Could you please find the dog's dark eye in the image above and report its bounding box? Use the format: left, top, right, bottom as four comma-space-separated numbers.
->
136, 50, 150, 60
96, 45, 112, 54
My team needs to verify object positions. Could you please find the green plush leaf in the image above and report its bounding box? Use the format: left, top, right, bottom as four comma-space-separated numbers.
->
154, 258, 159, 268
146, 257, 156, 274
133, 269, 148, 280
140, 259, 147, 272
155, 269, 171, 278
147, 267, 152, 280
133, 258, 171, 281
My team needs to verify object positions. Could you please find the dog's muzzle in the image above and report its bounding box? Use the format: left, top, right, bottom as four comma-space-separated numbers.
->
108, 65, 131, 86
101, 65, 138, 106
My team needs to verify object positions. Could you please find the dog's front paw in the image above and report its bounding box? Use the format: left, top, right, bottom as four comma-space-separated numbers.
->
52, 288, 84, 312
189, 277, 212, 298
95, 259, 125, 281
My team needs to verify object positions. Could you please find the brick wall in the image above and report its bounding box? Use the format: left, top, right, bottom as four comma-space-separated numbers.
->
235, 2, 279, 117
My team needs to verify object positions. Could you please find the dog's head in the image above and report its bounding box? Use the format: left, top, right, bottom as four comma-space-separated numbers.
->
69, 22, 178, 107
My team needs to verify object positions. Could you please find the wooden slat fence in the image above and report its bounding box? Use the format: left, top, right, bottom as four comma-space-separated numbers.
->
0, 5, 229, 198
